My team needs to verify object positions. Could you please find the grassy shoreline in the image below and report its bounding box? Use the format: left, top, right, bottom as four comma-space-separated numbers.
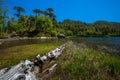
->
0, 40, 120, 79
0, 41, 63, 69
51, 41, 120, 80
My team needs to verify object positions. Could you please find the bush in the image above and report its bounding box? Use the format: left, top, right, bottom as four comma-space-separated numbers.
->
66, 30, 73, 36
51, 30, 58, 37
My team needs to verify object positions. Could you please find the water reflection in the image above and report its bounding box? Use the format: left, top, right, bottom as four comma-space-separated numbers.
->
72, 37, 120, 54
0, 38, 67, 54
0, 37, 120, 54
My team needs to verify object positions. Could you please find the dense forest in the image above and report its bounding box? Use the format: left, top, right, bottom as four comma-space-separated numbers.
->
0, 2, 120, 38
59, 20, 120, 36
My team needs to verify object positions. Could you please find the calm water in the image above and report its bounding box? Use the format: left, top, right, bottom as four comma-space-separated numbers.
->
0, 39, 56, 49
73, 37, 120, 54
0, 37, 120, 54
0, 39, 66, 54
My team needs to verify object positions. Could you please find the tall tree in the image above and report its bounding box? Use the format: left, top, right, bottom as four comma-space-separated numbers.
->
42, 11, 49, 16
13, 6, 25, 18
47, 8, 53, 13
33, 9, 43, 29
49, 12, 56, 19
46, 8, 56, 20
0, 7, 3, 35
0, 0, 4, 36
33, 9, 42, 17
7, 17, 15, 33
0, 1, 8, 36
2, 5, 8, 28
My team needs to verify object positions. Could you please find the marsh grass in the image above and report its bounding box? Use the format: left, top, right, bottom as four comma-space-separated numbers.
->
0, 41, 63, 69
51, 41, 120, 80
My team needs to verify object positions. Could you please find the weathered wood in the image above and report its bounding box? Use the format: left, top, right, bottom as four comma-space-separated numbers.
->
39, 64, 58, 80
0, 43, 66, 80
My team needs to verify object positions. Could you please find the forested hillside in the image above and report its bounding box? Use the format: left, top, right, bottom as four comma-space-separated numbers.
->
0, 4, 120, 38
59, 20, 120, 36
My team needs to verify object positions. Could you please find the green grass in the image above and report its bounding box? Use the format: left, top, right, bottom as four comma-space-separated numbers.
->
51, 41, 120, 80
0, 42, 63, 69
1, 40, 120, 80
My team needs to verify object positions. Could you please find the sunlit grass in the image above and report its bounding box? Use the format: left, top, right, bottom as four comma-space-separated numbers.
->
0, 42, 62, 69
51, 42, 120, 80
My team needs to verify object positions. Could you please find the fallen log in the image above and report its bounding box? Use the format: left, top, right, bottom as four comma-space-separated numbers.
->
39, 64, 58, 80
0, 43, 66, 80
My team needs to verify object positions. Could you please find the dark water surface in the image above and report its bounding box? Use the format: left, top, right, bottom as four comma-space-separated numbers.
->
0, 37, 120, 54
0, 39, 55, 49
73, 37, 120, 54
0, 39, 66, 54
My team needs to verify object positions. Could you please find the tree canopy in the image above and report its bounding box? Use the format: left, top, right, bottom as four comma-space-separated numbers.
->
0, 5, 120, 38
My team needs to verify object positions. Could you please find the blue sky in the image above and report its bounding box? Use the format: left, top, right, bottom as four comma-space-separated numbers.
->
2, 0, 120, 23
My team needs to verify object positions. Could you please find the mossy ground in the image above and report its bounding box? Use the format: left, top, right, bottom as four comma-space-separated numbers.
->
51, 41, 120, 80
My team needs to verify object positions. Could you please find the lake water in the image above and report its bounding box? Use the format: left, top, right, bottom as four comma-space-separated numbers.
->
0, 39, 66, 54
73, 37, 120, 54
0, 37, 120, 54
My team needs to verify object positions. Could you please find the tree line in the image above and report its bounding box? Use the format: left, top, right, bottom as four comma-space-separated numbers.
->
59, 20, 120, 36
0, 5, 58, 37
0, 4, 120, 38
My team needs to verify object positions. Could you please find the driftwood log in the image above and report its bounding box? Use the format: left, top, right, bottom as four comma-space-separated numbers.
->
39, 64, 57, 80
0, 44, 65, 80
